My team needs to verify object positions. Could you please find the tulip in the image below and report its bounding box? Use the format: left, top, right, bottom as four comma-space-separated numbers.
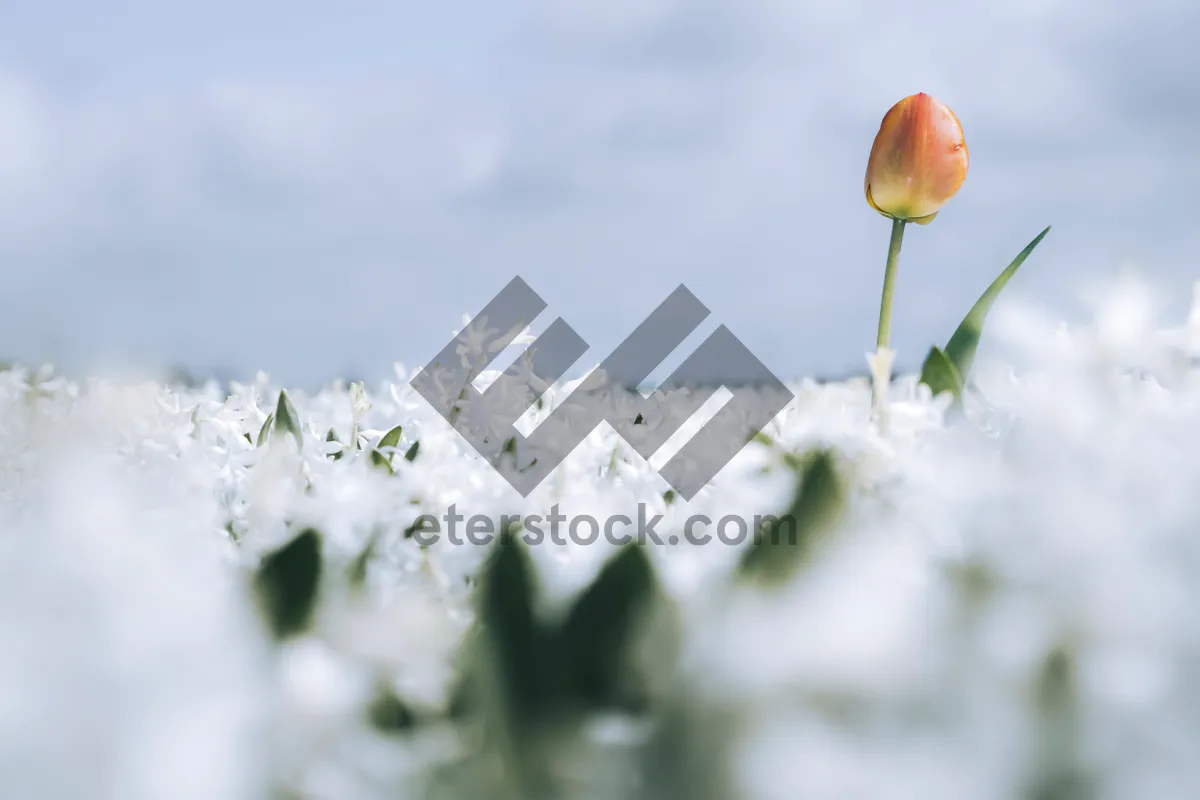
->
865, 92, 968, 226
866, 92, 969, 353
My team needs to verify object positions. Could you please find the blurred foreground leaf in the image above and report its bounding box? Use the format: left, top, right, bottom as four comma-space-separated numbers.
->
738, 448, 845, 586
1026, 640, 1092, 800
460, 532, 669, 796
366, 681, 417, 734
920, 226, 1050, 399
559, 543, 657, 711
471, 535, 662, 722
1035, 643, 1076, 713
403, 513, 439, 541
346, 529, 382, 590
253, 528, 322, 641
479, 530, 543, 723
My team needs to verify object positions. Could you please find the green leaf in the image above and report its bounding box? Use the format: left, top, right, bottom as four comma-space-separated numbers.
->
253, 528, 322, 641
752, 431, 775, 448
559, 544, 658, 711
273, 390, 303, 450
369, 448, 394, 474
325, 428, 345, 461
946, 560, 997, 613
1025, 639, 1090, 800
446, 673, 474, 720
1035, 641, 1076, 715
366, 681, 417, 733
739, 448, 845, 587
403, 440, 420, 462
376, 424, 403, 455
346, 530, 380, 589
918, 345, 964, 400
943, 225, 1050, 383
256, 413, 274, 447
403, 514, 438, 540
477, 530, 545, 725
368, 424, 405, 473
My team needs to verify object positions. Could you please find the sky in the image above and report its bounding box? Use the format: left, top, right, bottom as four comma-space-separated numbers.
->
0, 0, 1197, 388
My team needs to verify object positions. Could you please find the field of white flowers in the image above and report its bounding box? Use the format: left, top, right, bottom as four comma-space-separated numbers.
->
3, 274, 1200, 799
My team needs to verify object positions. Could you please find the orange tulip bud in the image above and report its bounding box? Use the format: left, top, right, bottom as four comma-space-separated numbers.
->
864, 93, 968, 225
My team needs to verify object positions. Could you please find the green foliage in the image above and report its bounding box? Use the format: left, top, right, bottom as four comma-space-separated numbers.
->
256, 413, 274, 447
252, 528, 323, 641
376, 424, 403, 452
366, 681, 417, 734
738, 448, 845, 586
919, 226, 1050, 401
1035, 643, 1075, 714
946, 559, 997, 614
1025, 639, 1092, 800
255, 390, 304, 449
477, 530, 543, 725
325, 428, 346, 461
273, 389, 303, 450
404, 513, 439, 541
558, 543, 658, 711
919, 345, 963, 400
346, 529, 381, 590
369, 425, 405, 474
462, 532, 663, 727
451, 531, 669, 798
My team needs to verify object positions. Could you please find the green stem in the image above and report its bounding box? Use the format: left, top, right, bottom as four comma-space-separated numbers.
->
875, 217, 907, 349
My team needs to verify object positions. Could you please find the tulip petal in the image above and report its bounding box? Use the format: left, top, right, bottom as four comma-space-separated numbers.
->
864, 93, 968, 223
865, 185, 892, 219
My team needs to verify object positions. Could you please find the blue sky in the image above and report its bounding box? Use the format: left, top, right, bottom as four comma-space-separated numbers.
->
1, 0, 1197, 386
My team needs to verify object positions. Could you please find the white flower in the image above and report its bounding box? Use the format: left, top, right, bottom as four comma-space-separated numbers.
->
453, 314, 500, 367
348, 381, 371, 420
